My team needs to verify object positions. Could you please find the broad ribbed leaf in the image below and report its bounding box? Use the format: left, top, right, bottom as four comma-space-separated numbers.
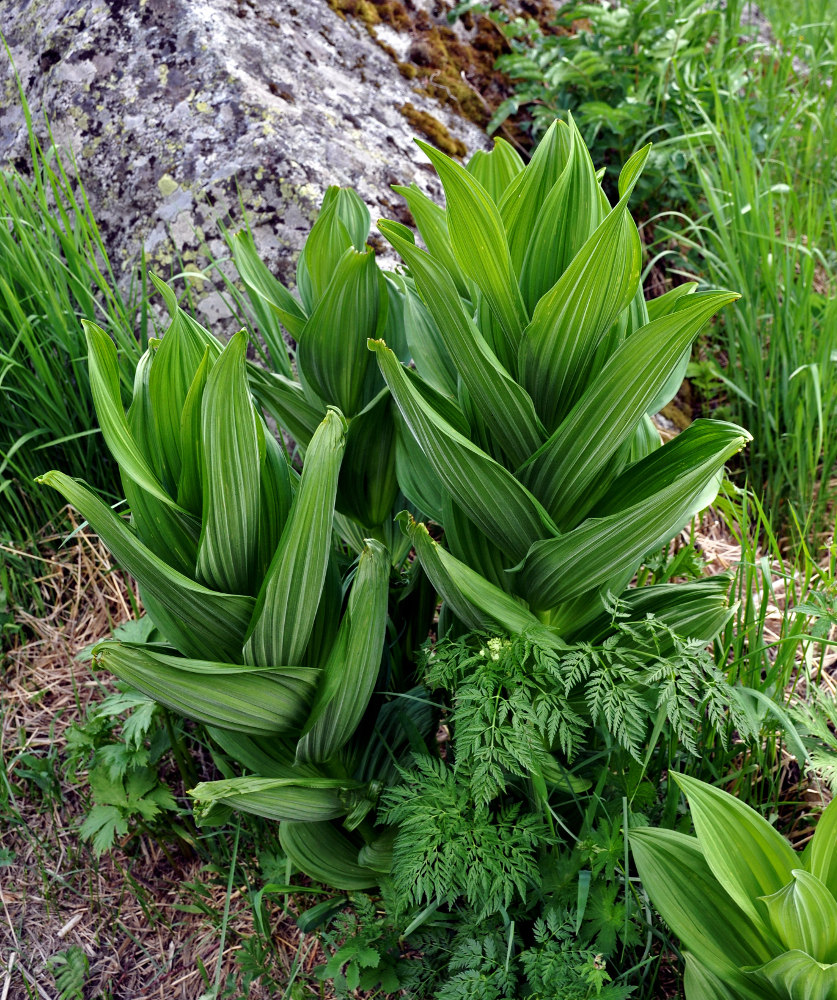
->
177, 346, 211, 516
391, 183, 468, 297
521, 292, 739, 525
126, 348, 165, 483
257, 423, 293, 577
231, 229, 301, 367
465, 137, 525, 203
417, 139, 528, 371
807, 797, 837, 898
394, 416, 448, 524
371, 340, 555, 562
196, 331, 262, 595
38, 471, 254, 661
208, 728, 323, 779
395, 272, 458, 398
646, 280, 698, 322
517, 144, 650, 431
93, 641, 316, 734
751, 951, 837, 1000
399, 512, 565, 652
630, 827, 777, 977
674, 773, 797, 926
519, 116, 605, 311
516, 421, 750, 610
244, 409, 346, 667
337, 391, 398, 527
279, 820, 379, 889
191, 777, 358, 823
761, 870, 837, 962
323, 185, 371, 251
83, 320, 180, 511
575, 576, 734, 646
296, 193, 354, 311
302, 555, 343, 670
380, 220, 545, 467
684, 954, 772, 1000
122, 475, 200, 579
296, 539, 389, 763
247, 363, 326, 451
297, 248, 380, 417
499, 119, 571, 273
148, 283, 221, 491
443, 494, 514, 593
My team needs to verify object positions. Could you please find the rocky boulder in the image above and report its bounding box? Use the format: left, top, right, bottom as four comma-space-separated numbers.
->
0, 0, 489, 326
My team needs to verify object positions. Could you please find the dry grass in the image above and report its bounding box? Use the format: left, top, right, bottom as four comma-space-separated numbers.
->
0, 514, 326, 1000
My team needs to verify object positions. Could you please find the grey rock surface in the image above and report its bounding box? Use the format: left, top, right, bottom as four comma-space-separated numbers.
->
0, 0, 489, 326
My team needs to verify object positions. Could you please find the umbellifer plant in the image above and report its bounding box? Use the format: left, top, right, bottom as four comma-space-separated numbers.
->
40, 119, 749, 891
632, 773, 837, 1000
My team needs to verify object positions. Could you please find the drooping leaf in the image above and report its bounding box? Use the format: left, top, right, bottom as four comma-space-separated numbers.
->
190, 776, 359, 823
93, 641, 317, 734
760, 870, 837, 962
750, 950, 837, 1000
38, 471, 254, 662
279, 820, 380, 889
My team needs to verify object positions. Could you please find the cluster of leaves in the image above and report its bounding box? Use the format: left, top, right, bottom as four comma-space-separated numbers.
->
454, 0, 751, 206
65, 684, 180, 854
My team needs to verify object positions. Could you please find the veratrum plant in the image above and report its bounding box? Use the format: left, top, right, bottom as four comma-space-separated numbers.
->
371, 117, 749, 689
38, 263, 432, 890
632, 774, 837, 1000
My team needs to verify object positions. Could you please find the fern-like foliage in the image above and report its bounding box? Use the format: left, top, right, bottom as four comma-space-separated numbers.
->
381, 754, 546, 917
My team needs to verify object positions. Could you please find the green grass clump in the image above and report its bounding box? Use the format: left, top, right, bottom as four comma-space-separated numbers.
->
0, 122, 143, 550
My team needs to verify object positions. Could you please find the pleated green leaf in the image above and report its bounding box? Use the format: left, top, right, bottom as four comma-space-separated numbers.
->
208, 728, 323, 779
443, 494, 514, 593
394, 415, 448, 524
83, 320, 181, 511
126, 347, 165, 484
499, 119, 572, 273
296, 539, 389, 764
93, 641, 317, 734
391, 182, 468, 298
575, 576, 733, 646
244, 408, 347, 667
761, 870, 837, 962
465, 137, 525, 203
247, 363, 326, 451
337, 391, 398, 527
302, 554, 343, 670
752, 951, 837, 1000
122, 474, 200, 579
322, 185, 372, 251
674, 773, 797, 927
515, 421, 750, 610
176, 346, 211, 517
371, 340, 555, 562
399, 512, 565, 652
148, 283, 222, 492
521, 291, 739, 525
517, 144, 650, 431
417, 139, 528, 371
630, 826, 777, 978
195, 331, 262, 595
254, 426, 291, 577
190, 777, 358, 823
519, 116, 605, 312
37, 471, 254, 662
296, 193, 354, 312
396, 272, 458, 398
279, 820, 380, 889
297, 248, 380, 417
684, 953, 771, 1000
380, 220, 545, 467
806, 797, 837, 898
646, 280, 699, 322
231, 228, 301, 368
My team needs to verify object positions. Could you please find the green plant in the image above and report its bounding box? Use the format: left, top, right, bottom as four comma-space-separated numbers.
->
47, 945, 90, 1000
457, 0, 749, 206
0, 79, 143, 550
631, 773, 837, 999
41, 119, 752, 933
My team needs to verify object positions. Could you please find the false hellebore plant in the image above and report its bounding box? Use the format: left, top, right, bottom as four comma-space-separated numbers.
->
41, 116, 750, 890
632, 774, 837, 1000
